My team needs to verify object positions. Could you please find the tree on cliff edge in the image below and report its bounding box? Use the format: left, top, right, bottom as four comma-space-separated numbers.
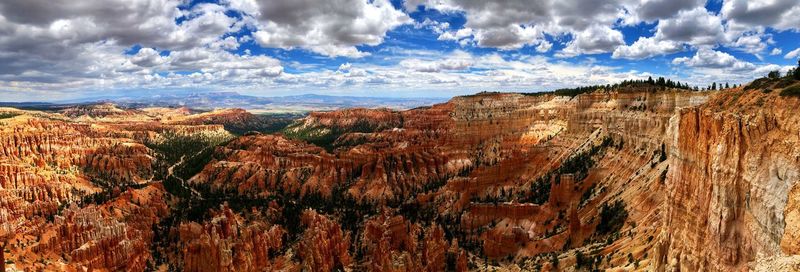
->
795, 59, 800, 80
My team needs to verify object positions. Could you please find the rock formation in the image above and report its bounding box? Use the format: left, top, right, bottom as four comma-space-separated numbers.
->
178, 205, 292, 272
1, 78, 800, 271
658, 85, 800, 271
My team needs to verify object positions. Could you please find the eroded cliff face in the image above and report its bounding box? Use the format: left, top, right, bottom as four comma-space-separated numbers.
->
177, 205, 292, 272
179, 87, 718, 271
0, 106, 256, 271
298, 209, 352, 271
347, 212, 463, 272
0, 112, 160, 272
7, 183, 170, 271
2, 80, 800, 271
659, 87, 800, 271
188, 134, 348, 198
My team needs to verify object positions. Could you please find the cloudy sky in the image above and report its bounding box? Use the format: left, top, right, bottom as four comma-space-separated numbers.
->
1, 0, 799, 101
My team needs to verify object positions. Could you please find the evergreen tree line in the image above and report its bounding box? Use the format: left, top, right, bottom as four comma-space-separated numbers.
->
748, 59, 800, 97
766, 60, 800, 80
525, 76, 739, 98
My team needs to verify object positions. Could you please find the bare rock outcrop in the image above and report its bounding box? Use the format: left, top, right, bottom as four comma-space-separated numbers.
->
179, 205, 291, 272
658, 88, 800, 271
298, 209, 352, 271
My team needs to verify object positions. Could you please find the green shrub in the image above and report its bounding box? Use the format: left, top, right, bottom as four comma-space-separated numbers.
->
521, 77, 694, 97
225, 113, 300, 135
575, 251, 591, 269
596, 200, 628, 235
0, 112, 20, 119
767, 70, 781, 79
775, 77, 797, 89
780, 85, 800, 97
580, 184, 596, 207
795, 65, 800, 80
520, 176, 551, 204
282, 117, 398, 151
281, 122, 341, 150
145, 130, 232, 182
146, 130, 231, 165
744, 77, 772, 91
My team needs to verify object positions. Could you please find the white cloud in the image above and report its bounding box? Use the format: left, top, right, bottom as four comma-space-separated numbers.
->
635, 0, 706, 22
655, 7, 726, 46
722, 0, 800, 33
729, 34, 768, 57
0, 0, 798, 100
246, 0, 411, 58
337, 63, 352, 72
210, 36, 241, 51
130, 48, 167, 67
613, 6, 730, 60
438, 28, 474, 42
415, 18, 450, 34
557, 25, 625, 57
672, 48, 752, 69
262, 51, 647, 96
410, 1, 738, 57
786, 48, 800, 59
474, 25, 548, 50
612, 36, 683, 59
406, 0, 626, 52
399, 51, 474, 72
671, 48, 795, 85
0, 0, 297, 97
536, 40, 553, 53
0, 0, 246, 84
179, 49, 279, 71
0, 0, 230, 51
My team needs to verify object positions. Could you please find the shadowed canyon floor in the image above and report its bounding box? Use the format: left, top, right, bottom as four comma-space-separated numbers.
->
1, 77, 800, 271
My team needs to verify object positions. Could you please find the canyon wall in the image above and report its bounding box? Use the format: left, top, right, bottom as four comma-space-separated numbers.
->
659, 88, 800, 271
0, 107, 243, 271
2, 80, 800, 271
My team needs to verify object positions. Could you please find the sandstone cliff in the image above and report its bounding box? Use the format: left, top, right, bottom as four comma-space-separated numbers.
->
657, 85, 800, 271
3, 79, 800, 271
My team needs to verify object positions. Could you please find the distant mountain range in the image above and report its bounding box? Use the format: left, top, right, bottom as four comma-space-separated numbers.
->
0, 92, 447, 113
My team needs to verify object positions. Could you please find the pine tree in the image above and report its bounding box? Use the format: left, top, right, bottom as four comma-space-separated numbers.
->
657, 77, 666, 86
795, 60, 800, 80
725, 82, 729, 89
711, 82, 716, 90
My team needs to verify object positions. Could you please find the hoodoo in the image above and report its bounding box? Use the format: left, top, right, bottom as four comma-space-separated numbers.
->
2, 76, 800, 270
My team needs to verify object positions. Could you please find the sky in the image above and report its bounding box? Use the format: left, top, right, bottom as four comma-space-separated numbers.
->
0, 0, 799, 102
